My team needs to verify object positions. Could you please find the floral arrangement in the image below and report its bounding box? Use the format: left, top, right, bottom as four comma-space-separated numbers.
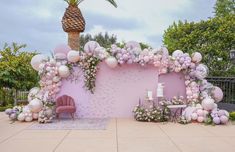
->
78, 55, 100, 93
133, 100, 170, 122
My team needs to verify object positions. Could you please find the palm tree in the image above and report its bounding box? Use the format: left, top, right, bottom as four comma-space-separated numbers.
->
62, 0, 117, 51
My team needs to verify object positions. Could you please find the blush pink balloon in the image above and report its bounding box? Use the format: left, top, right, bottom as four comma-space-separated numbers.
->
197, 116, 204, 123
220, 115, 228, 124
54, 44, 71, 58
212, 86, 223, 103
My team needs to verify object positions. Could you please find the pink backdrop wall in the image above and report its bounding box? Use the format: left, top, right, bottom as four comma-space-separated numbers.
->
57, 62, 186, 118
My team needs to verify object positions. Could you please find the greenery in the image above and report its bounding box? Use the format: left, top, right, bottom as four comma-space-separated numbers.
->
64, 0, 117, 7
0, 43, 39, 107
0, 105, 13, 112
0, 88, 14, 106
80, 32, 117, 50
0, 43, 39, 90
214, 0, 235, 17
229, 111, 235, 121
163, 0, 235, 76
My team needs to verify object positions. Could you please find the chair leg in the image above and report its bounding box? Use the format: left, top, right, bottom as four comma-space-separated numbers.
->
57, 113, 60, 121
70, 113, 74, 120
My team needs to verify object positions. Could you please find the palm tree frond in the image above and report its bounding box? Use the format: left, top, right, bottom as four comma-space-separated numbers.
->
64, 0, 80, 5
106, 0, 117, 8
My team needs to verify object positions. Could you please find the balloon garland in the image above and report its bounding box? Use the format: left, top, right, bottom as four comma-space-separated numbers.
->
5, 41, 229, 125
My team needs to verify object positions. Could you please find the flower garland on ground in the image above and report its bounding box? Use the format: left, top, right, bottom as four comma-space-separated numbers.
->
4, 41, 229, 125
133, 100, 170, 122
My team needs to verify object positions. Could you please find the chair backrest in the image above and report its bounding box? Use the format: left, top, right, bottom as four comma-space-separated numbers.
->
56, 95, 75, 107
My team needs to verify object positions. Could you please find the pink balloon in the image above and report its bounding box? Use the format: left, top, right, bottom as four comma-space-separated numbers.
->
197, 109, 204, 116
220, 115, 228, 124
54, 44, 71, 58
212, 86, 223, 102
197, 116, 204, 123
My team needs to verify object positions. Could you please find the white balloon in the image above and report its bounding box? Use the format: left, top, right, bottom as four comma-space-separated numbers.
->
28, 87, 40, 102
28, 98, 43, 113
105, 57, 118, 68
84, 41, 100, 54
191, 113, 198, 120
195, 64, 208, 80
58, 65, 70, 78
182, 106, 196, 121
17, 113, 25, 121
31, 54, 47, 71
191, 52, 202, 63
172, 50, 183, 57
67, 50, 80, 62
25, 116, 33, 122
202, 97, 215, 111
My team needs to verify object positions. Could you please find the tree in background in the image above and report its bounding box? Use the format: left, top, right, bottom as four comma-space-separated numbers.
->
0, 43, 39, 90
163, 0, 235, 76
214, 0, 235, 17
79, 32, 117, 50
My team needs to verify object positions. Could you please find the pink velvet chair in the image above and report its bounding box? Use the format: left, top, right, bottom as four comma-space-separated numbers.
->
56, 95, 76, 119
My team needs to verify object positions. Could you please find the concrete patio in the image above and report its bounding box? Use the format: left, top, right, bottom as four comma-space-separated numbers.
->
0, 112, 235, 152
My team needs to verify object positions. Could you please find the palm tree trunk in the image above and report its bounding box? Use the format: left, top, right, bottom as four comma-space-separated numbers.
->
68, 32, 80, 51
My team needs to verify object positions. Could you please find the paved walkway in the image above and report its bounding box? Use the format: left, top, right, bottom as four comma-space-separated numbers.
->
0, 112, 235, 152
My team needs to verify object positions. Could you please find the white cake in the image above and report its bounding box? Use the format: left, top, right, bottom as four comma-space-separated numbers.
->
157, 83, 164, 97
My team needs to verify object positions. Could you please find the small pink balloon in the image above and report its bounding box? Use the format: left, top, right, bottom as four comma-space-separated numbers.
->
220, 115, 228, 124
197, 109, 204, 116
186, 90, 193, 96
144, 56, 150, 62
197, 116, 204, 123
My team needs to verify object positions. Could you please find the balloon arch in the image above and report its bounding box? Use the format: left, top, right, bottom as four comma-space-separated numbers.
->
5, 41, 228, 125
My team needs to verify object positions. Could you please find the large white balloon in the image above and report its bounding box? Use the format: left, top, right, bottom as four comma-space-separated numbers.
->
31, 54, 47, 71
105, 57, 118, 68
191, 52, 202, 63
28, 87, 40, 102
67, 50, 80, 62
201, 97, 215, 111
28, 98, 43, 113
58, 65, 70, 78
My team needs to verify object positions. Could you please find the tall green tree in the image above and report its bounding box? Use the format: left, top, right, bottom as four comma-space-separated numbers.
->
80, 32, 117, 49
163, 0, 235, 76
214, 0, 235, 17
0, 43, 39, 90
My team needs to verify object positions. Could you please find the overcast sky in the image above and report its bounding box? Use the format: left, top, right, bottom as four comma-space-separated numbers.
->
0, 0, 216, 53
